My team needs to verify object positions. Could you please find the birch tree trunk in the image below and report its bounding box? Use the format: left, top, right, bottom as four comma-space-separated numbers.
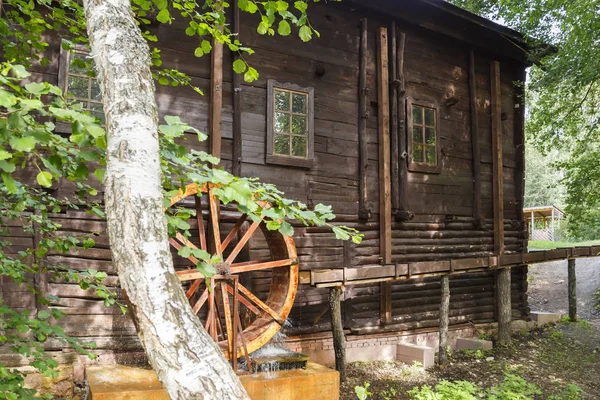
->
83, 0, 249, 398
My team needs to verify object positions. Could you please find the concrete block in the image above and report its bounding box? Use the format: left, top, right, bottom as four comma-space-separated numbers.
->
531, 312, 562, 326
455, 338, 493, 351
347, 344, 397, 363
396, 343, 435, 368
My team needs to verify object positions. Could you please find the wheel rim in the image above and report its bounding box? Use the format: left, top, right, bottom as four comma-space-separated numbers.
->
167, 183, 298, 359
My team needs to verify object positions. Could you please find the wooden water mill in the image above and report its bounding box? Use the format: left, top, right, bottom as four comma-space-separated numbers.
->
167, 183, 299, 371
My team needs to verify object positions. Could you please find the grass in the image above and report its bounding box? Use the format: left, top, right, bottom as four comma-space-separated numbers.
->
528, 240, 600, 250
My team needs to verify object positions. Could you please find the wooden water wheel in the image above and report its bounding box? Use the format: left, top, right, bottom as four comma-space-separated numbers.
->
167, 183, 298, 362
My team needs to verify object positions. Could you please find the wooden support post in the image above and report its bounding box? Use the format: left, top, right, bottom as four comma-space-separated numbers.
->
380, 281, 392, 324
358, 18, 370, 221
438, 275, 450, 365
468, 50, 482, 226
32, 210, 48, 311
377, 27, 392, 264
390, 22, 399, 215
514, 69, 526, 234
396, 32, 410, 221
231, 0, 242, 176
568, 258, 577, 322
491, 61, 504, 255
378, 27, 393, 324
210, 30, 224, 159
329, 287, 346, 382
496, 267, 511, 345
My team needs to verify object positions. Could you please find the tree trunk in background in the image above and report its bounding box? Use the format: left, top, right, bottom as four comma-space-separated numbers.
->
83, 0, 249, 398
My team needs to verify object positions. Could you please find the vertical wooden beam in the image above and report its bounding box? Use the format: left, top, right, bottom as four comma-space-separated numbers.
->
210, 35, 224, 159
491, 61, 504, 255
377, 27, 392, 264
568, 258, 577, 322
329, 287, 346, 382
378, 27, 392, 325
496, 267, 512, 346
32, 210, 48, 312
231, 0, 242, 176
380, 281, 392, 324
438, 275, 450, 365
468, 50, 482, 226
514, 68, 527, 240
358, 18, 370, 221
396, 31, 411, 221
389, 22, 399, 215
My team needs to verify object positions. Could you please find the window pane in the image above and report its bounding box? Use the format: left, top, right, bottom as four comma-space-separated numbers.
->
413, 144, 424, 163
292, 115, 306, 134
424, 108, 435, 126
91, 79, 102, 100
67, 76, 89, 99
412, 126, 423, 143
70, 52, 89, 75
292, 93, 306, 114
425, 127, 436, 144
412, 105, 423, 124
274, 112, 290, 133
425, 146, 436, 165
274, 90, 290, 111
292, 136, 306, 157
90, 102, 105, 124
274, 134, 290, 155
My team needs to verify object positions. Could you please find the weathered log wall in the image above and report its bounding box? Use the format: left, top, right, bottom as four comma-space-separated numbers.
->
1, 0, 529, 352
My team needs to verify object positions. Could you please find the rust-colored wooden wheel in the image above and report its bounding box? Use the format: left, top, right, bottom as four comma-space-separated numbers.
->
167, 183, 298, 360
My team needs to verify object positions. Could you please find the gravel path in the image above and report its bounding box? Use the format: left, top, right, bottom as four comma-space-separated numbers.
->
527, 257, 600, 327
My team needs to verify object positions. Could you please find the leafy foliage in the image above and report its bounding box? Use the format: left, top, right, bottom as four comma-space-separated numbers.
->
449, 0, 600, 239
1, 0, 361, 397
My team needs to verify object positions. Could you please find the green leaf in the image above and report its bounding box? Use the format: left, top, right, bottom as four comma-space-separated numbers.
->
87, 124, 105, 138
266, 220, 281, 231
0, 89, 17, 107
94, 168, 105, 182
178, 246, 192, 258
0, 150, 11, 160
194, 47, 204, 57
24, 82, 48, 95
332, 226, 350, 241
201, 40, 212, 54
299, 25, 312, 42
244, 67, 259, 83
9, 136, 36, 152
156, 9, 171, 23
0, 160, 16, 173
352, 235, 362, 244
36, 171, 53, 188
1, 172, 17, 194
11, 64, 31, 78
37, 310, 51, 320
279, 221, 294, 236
233, 59, 247, 74
278, 20, 291, 36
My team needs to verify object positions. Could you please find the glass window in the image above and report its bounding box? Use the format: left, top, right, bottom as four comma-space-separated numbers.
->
411, 104, 437, 168
64, 50, 105, 123
271, 87, 309, 159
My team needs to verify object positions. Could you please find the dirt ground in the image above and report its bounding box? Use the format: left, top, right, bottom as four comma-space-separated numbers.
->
341, 261, 600, 399
341, 323, 600, 399
528, 258, 600, 328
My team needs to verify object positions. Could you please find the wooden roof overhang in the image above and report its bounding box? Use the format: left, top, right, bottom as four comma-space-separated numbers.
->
301, 246, 600, 288
523, 205, 565, 219
350, 0, 535, 65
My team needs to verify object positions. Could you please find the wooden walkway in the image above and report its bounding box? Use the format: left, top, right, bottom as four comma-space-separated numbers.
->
302, 246, 600, 287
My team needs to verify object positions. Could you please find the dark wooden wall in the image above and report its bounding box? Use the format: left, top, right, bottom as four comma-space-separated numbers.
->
0, 0, 528, 356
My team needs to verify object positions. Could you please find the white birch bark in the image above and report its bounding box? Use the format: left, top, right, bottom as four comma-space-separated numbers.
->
82, 0, 250, 398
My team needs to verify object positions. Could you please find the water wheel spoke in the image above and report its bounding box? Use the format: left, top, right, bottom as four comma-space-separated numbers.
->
186, 278, 203, 299
238, 283, 283, 325
220, 282, 234, 354
191, 287, 209, 314
223, 283, 260, 315
208, 190, 223, 256
176, 269, 204, 281
194, 195, 207, 251
169, 234, 202, 267
230, 258, 295, 274
235, 305, 252, 372
225, 220, 261, 264
221, 214, 248, 250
